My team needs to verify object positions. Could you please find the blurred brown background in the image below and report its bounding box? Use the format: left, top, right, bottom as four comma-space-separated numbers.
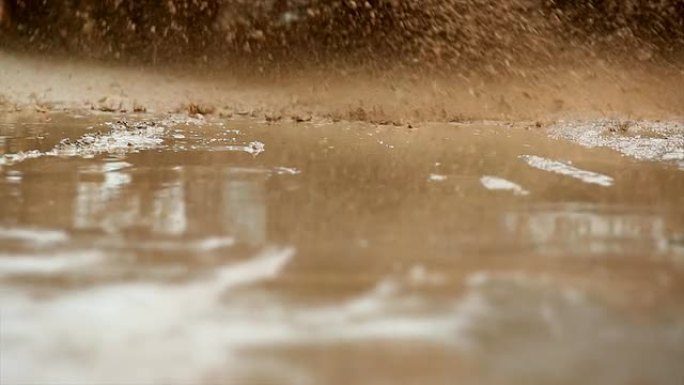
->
0, 0, 682, 70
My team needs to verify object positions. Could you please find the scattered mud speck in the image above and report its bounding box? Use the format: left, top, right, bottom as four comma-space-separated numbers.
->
185, 102, 215, 116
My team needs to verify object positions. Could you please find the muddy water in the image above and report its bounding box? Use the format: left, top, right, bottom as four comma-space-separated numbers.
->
1, 113, 684, 385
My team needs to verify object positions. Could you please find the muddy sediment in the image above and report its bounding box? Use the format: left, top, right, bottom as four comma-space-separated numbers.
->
0, 50, 682, 124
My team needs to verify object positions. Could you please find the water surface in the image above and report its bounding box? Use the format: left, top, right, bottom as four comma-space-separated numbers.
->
1, 113, 683, 385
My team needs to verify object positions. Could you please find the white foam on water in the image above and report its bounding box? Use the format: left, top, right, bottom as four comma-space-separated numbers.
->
550, 120, 684, 167
662, 148, 684, 161
0, 121, 165, 166
66, 122, 164, 155
520, 155, 614, 186
0, 149, 43, 166
480, 175, 530, 195
224, 141, 266, 155
0, 117, 266, 168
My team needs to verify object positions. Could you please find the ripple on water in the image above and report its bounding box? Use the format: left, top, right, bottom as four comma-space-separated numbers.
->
3, 255, 683, 385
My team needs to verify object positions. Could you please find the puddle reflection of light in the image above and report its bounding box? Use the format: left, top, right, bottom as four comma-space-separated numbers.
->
74, 164, 137, 232
0, 248, 295, 385
4, 258, 684, 385
151, 182, 187, 235
222, 177, 267, 247
503, 205, 669, 256
480, 175, 529, 195
520, 155, 614, 186
0, 227, 68, 246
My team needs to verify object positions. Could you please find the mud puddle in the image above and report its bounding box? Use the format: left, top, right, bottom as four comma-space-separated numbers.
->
1, 113, 684, 385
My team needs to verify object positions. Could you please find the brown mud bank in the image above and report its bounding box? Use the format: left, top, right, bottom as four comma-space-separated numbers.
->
0, 51, 683, 123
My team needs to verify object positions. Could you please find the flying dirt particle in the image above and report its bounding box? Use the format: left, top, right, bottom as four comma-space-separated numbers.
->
370, 119, 391, 126
552, 99, 565, 112
132, 101, 146, 113
0, 0, 6, 27
218, 110, 233, 119
349, 107, 369, 121
34, 103, 49, 113
291, 113, 312, 123
95, 96, 124, 112
611, 121, 633, 133
186, 102, 215, 116
265, 113, 282, 123
497, 96, 513, 115
448, 114, 467, 123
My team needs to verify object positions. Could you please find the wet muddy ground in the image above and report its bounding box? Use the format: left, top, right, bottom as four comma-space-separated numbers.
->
1, 112, 683, 384
1, 1, 683, 382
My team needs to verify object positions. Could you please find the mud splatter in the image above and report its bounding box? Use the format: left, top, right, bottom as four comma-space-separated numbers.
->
0, 120, 165, 166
